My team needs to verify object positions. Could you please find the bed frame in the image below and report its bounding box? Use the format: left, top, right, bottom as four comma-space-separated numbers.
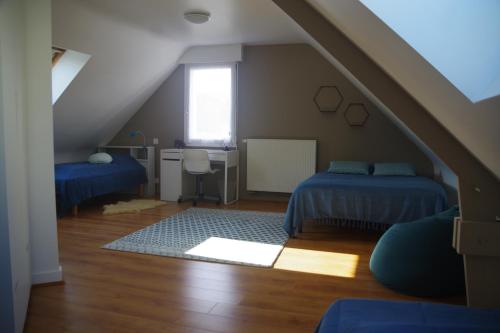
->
70, 145, 154, 216
71, 183, 144, 216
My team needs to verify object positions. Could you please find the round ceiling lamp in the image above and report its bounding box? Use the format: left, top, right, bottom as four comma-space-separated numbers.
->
184, 11, 211, 24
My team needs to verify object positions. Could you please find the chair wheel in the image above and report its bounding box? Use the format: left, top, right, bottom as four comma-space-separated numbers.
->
177, 198, 182, 204
193, 201, 197, 207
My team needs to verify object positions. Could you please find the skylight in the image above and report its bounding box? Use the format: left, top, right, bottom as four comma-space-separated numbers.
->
360, 0, 500, 103
51, 47, 91, 104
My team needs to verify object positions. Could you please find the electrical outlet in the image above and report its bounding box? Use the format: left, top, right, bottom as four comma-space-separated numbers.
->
153, 138, 159, 145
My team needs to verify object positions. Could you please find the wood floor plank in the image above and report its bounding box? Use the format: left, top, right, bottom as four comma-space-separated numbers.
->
25, 196, 465, 332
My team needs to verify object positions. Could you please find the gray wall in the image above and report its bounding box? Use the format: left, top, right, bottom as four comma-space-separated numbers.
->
110, 44, 433, 197
111, 65, 185, 178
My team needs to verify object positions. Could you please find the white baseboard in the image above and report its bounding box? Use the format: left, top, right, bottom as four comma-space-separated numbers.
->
31, 265, 63, 285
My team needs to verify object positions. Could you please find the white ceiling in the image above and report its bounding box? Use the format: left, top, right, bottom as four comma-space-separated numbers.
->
307, 0, 500, 179
52, 0, 306, 160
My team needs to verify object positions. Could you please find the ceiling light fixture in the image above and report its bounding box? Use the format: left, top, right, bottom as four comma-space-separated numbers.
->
184, 11, 211, 24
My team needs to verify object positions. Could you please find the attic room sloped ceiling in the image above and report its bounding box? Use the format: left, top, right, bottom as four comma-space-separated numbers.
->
53, 0, 499, 191
52, 0, 306, 162
306, 0, 500, 181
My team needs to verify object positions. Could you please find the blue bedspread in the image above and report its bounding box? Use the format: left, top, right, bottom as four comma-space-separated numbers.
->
316, 299, 500, 333
55, 154, 147, 214
284, 172, 447, 235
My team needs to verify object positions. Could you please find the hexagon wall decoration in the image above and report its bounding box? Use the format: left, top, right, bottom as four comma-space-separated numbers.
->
313, 86, 343, 112
344, 103, 369, 127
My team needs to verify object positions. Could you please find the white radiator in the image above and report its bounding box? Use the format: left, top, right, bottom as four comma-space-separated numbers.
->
246, 139, 316, 193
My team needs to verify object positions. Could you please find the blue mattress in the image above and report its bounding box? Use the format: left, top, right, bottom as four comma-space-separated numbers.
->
55, 154, 147, 214
284, 172, 447, 236
316, 299, 500, 333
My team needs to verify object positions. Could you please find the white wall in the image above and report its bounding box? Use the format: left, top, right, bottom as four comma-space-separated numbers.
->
0, 0, 60, 331
26, 0, 62, 285
0, 1, 33, 331
179, 44, 243, 64
0, 43, 16, 333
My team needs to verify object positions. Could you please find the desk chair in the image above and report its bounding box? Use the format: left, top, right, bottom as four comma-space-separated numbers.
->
178, 149, 221, 206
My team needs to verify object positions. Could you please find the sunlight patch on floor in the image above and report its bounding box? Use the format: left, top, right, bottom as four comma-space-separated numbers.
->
274, 247, 359, 278
185, 237, 284, 266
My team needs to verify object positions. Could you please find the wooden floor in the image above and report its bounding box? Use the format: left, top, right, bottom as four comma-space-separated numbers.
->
25, 196, 464, 333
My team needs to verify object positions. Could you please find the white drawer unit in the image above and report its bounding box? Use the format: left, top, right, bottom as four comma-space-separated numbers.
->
160, 148, 239, 204
160, 151, 182, 201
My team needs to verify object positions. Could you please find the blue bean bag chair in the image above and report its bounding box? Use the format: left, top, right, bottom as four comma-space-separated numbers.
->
369, 205, 465, 297
316, 299, 500, 333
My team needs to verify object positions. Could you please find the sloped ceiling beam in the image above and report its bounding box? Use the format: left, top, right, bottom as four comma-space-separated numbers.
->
272, 0, 499, 224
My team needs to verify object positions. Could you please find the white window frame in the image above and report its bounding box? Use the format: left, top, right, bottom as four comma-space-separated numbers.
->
184, 63, 237, 148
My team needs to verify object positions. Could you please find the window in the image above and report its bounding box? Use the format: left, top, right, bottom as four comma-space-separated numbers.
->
51, 47, 91, 104
184, 64, 236, 147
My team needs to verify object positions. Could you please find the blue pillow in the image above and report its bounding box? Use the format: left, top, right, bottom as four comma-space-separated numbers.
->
373, 163, 416, 176
88, 152, 113, 164
328, 160, 370, 175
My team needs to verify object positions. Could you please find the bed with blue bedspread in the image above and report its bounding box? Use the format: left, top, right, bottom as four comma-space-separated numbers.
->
316, 299, 500, 333
55, 154, 147, 214
284, 172, 447, 236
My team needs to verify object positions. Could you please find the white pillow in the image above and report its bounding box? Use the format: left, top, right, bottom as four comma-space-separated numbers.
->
88, 152, 113, 164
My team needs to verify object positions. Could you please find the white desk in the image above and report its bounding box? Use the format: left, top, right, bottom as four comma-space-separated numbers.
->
160, 148, 239, 204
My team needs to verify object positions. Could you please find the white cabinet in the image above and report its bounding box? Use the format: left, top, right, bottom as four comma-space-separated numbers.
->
160, 150, 182, 201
